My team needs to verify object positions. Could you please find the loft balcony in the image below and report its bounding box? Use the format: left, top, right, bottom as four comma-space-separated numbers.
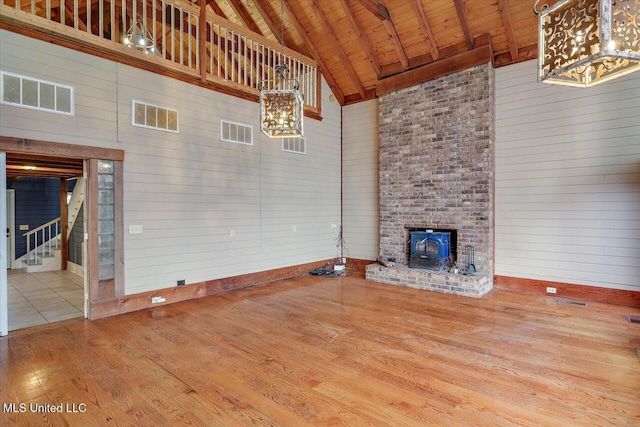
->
0, 0, 320, 117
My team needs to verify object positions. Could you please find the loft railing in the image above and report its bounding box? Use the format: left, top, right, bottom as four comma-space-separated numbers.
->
0, 0, 319, 112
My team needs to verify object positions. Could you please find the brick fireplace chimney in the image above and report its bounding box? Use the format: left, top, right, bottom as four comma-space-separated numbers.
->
367, 63, 495, 297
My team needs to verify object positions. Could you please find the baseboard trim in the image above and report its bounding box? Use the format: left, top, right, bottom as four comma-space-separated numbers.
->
494, 275, 640, 308
89, 282, 207, 319
346, 258, 377, 274
205, 259, 334, 295
90, 259, 335, 319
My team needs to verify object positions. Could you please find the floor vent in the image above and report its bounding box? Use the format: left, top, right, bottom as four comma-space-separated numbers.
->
627, 315, 640, 324
636, 348, 640, 362
555, 298, 588, 307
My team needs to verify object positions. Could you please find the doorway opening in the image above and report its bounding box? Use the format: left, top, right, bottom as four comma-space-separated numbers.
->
1, 138, 124, 335
5, 154, 85, 331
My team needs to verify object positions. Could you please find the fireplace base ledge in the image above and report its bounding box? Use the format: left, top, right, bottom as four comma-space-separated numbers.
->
365, 263, 492, 298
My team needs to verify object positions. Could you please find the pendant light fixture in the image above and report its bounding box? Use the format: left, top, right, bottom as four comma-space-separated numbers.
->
259, 0, 304, 138
534, 0, 640, 87
124, 18, 156, 54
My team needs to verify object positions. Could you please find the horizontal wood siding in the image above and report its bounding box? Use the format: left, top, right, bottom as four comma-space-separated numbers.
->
342, 99, 379, 261
259, 81, 341, 269
1, 30, 341, 295
0, 30, 118, 148
495, 60, 640, 292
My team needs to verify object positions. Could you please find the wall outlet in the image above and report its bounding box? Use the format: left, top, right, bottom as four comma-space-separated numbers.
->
151, 296, 166, 304
546, 287, 557, 294
292, 225, 297, 232
177, 280, 185, 286
230, 229, 235, 238
129, 224, 143, 234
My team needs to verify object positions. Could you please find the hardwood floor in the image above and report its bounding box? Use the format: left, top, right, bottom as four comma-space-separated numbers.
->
1, 273, 639, 426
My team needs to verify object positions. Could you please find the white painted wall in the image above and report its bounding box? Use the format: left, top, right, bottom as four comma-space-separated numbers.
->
342, 99, 379, 261
0, 31, 119, 148
0, 30, 341, 295
495, 60, 640, 292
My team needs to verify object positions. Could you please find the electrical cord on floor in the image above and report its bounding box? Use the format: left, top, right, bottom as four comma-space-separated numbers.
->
309, 262, 333, 276
309, 225, 354, 277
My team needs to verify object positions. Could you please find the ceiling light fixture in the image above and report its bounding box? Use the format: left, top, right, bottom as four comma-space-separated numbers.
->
258, 0, 303, 138
534, 0, 640, 87
124, 18, 156, 54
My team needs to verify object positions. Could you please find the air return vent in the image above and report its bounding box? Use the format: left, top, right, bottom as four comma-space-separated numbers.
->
1, 71, 73, 115
627, 315, 640, 324
221, 120, 253, 145
282, 137, 306, 154
555, 299, 588, 307
132, 100, 178, 132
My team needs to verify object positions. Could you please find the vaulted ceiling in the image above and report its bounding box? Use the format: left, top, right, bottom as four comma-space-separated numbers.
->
2, 0, 543, 179
210, 0, 540, 105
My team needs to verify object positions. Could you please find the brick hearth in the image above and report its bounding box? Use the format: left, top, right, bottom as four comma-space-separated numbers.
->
366, 63, 495, 297
366, 264, 492, 297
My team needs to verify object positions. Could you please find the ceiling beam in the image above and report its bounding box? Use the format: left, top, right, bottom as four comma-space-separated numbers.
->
281, 0, 344, 105
376, 43, 492, 96
493, 42, 537, 67
338, 0, 381, 78
6, 165, 82, 176
356, 0, 388, 20
248, 0, 280, 41
308, 0, 366, 99
498, 0, 518, 61
226, 0, 263, 36
453, 0, 474, 50
357, 0, 409, 69
207, 1, 228, 19
411, 0, 438, 61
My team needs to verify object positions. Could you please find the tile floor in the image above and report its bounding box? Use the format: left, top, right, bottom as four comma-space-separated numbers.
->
8, 269, 84, 331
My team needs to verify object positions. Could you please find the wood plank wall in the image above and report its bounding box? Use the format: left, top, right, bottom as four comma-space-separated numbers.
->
342, 99, 379, 262
0, 31, 119, 149
495, 60, 640, 293
0, 30, 342, 296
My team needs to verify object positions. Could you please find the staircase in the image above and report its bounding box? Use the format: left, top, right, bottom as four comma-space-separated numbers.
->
22, 218, 62, 273
20, 178, 85, 273
68, 177, 85, 232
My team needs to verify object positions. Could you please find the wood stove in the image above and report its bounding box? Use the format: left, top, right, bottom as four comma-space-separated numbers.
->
409, 231, 451, 270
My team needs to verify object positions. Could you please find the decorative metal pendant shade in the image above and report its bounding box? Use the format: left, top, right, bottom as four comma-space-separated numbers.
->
124, 18, 156, 54
535, 0, 640, 87
259, 63, 304, 138
259, 0, 303, 138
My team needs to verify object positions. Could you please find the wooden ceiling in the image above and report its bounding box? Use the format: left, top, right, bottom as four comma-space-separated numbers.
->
209, 0, 541, 105
5, 153, 83, 181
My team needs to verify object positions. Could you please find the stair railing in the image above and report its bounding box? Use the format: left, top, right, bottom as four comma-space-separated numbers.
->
23, 217, 61, 263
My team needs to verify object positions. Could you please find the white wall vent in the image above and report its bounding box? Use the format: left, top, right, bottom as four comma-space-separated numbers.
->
221, 120, 253, 145
131, 100, 179, 133
1, 71, 74, 115
282, 137, 306, 154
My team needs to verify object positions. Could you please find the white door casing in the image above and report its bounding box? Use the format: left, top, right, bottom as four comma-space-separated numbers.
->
1, 152, 8, 336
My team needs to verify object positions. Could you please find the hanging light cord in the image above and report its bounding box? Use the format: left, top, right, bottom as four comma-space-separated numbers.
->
279, 0, 285, 59
276, 0, 289, 79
